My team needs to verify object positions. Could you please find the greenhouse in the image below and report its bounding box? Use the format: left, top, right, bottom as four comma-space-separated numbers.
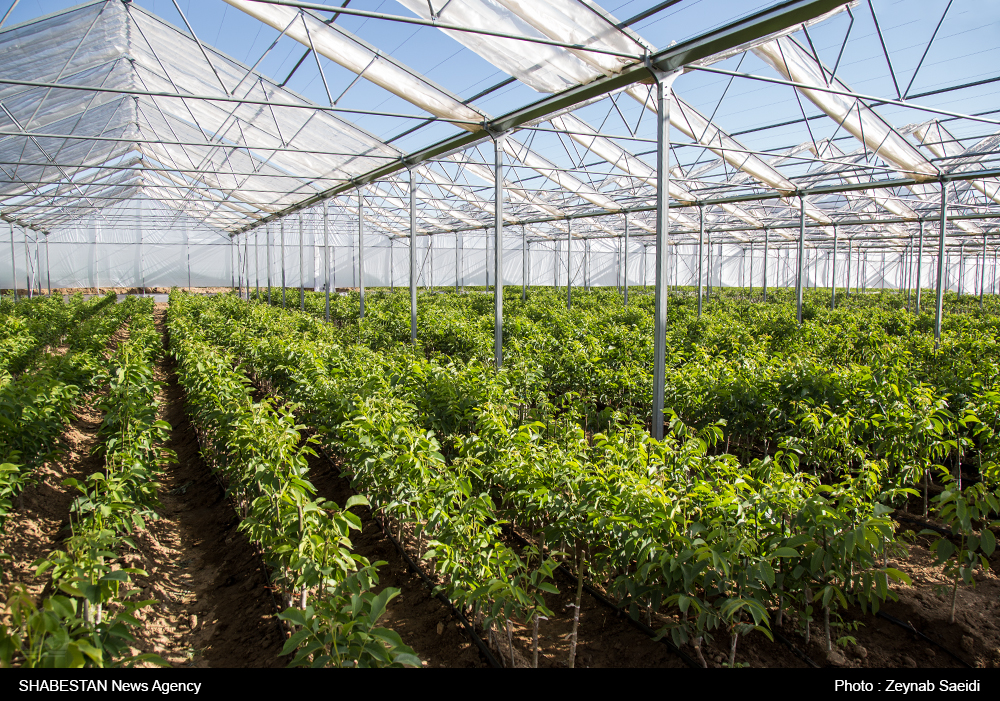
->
1, 0, 999, 671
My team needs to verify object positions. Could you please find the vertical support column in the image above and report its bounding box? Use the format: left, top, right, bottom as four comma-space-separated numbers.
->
8, 224, 17, 301
358, 188, 365, 319
748, 242, 754, 294
623, 215, 630, 306
44, 234, 51, 295
281, 220, 286, 307
762, 228, 769, 302
566, 219, 572, 310
934, 182, 947, 349
915, 221, 924, 312
299, 215, 305, 310
23, 229, 32, 299
184, 228, 190, 293
796, 195, 806, 324
706, 226, 712, 301
831, 225, 838, 310
846, 238, 852, 296
521, 226, 527, 301
980, 234, 987, 309
584, 239, 591, 292
652, 71, 676, 440
958, 243, 965, 297
494, 134, 505, 369
457, 233, 463, 294
255, 230, 260, 300
266, 225, 272, 303
410, 171, 417, 343
554, 240, 559, 289
324, 202, 331, 322
697, 205, 704, 318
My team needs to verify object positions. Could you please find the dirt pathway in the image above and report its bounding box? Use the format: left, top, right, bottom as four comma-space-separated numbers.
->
0, 321, 132, 596
125, 307, 286, 668
305, 449, 485, 668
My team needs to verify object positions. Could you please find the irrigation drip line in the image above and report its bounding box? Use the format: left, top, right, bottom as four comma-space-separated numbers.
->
502, 525, 700, 669
313, 444, 502, 669
875, 611, 974, 669
769, 617, 821, 668
893, 513, 952, 537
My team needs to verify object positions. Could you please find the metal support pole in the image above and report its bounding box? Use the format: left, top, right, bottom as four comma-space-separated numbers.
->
749, 242, 754, 295
255, 230, 260, 300
566, 219, 572, 310
980, 234, 987, 309
915, 221, 924, 312
281, 220, 286, 307
762, 228, 769, 302
266, 225, 272, 304
846, 238, 852, 296
521, 226, 527, 301
410, 171, 417, 343
324, 202, 330, 322
494, 134, 504, 369
697, 205, 704, 318
706, 227, 712, 301
584, 239, 591, 292
623, 215, 630, 306
958, 243, 964, 297
23, 229, 32, 299
44, 234, 51, 295
358, 188, 365, 319
299, 215, 305, 310
797, 196, 805, 324
831, 225, 838, 310
524, 240, 530, 296
652, 72, 676, 440
9, 224, 17, 301
934, 183, 947, 349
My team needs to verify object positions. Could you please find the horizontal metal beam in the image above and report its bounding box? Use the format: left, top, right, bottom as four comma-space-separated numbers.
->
233, 0, 848, 236
247, 1, 643, 60
0, 77, 477, 125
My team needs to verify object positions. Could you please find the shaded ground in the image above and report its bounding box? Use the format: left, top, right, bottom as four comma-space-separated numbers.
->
125, 306, 287, 667
307, 449, 685, 668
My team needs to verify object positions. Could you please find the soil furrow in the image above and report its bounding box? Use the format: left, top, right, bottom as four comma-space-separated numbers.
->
124, 307, 286, 668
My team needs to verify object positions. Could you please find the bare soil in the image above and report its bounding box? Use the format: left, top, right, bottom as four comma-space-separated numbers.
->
0, 321, 132, 595
124, 307, 286, 667
0, 397, 106, 597
306, 449, 685, 668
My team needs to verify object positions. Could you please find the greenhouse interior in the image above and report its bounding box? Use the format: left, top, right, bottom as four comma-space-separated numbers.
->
2, 0, 1000, 672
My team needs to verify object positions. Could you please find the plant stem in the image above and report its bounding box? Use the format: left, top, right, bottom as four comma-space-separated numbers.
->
567, 545, 585, 669
950, 576, 959, 625
532, 613, 540, 668
824, 605, 831, 653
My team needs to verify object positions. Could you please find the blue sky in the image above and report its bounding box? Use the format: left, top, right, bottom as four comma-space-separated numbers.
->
3, 0, 998, 183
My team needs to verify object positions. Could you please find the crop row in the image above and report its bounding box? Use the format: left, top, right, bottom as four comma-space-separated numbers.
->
191, 291, 989, 665
167, 293, 419, 668
1, 298, 171, 667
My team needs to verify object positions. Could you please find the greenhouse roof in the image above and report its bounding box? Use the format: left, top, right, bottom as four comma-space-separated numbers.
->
1, 0, 999, 251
